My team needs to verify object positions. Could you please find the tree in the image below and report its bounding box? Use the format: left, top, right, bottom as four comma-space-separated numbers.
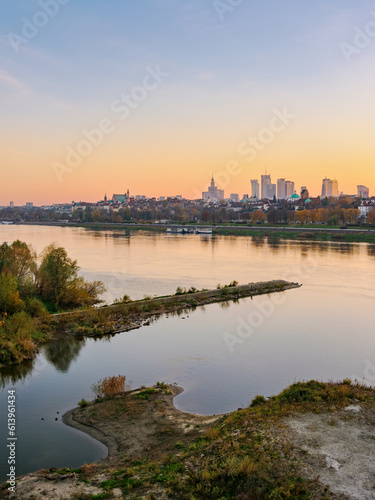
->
0, 273, 24, 315
37, 244, 105, 309
367, 209, 375, 225
37, 245, 79, 304
251, 210, 265, 224
0, 241, 37, 297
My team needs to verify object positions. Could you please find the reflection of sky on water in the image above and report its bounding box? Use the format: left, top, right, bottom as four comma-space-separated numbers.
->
0, 226, 374, 480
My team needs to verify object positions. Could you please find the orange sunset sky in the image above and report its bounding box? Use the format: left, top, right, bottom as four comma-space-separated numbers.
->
1, 1, 375, 205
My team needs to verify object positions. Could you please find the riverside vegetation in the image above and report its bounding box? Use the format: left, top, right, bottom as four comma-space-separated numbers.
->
5, 378, 375, 499
0, 240, 105, 366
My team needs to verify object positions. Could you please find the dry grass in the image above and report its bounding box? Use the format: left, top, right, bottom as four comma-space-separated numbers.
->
92, 375, 126, 398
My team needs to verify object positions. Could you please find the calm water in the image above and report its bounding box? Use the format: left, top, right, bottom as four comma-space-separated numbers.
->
1, 225, 375, 481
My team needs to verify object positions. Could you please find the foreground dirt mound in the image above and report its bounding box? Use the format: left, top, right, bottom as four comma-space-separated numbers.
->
2, 381, 374, 499
288, 404, 375, 499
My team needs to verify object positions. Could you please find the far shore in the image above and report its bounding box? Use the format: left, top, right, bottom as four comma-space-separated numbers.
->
10, 220, 375, 243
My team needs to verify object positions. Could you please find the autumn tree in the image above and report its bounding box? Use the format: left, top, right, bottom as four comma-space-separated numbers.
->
0, 273, 23, 315
367, 209, 375, 225
251, 210, 266, 224
37, 244, 105, 309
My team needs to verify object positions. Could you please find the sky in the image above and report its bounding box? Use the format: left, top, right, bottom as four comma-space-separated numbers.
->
1, 0, 375, 205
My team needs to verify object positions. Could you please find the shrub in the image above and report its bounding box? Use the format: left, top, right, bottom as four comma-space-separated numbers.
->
24, 297, 49, 318
91, 375, 127, 398
78, 399, 88, 408
250, 395, 267, 407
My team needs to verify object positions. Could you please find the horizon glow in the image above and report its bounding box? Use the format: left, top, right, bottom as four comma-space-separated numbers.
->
1, 0, 375, 205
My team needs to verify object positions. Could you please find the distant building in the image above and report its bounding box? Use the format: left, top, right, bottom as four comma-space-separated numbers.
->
359, 200, 375, 218
202, 176, 224, 202
25, 202, 33, 208
330, 180, 339, 197
322, 178, 339, 198
230, 193, 239, 202
358, 185, 369, 198
300, 188, 309, 200
285, 180, 295, 198
268, 183, 276, 199
277, 178, 286, 199
10, 201, 14, 208
112, 189, 130, 203
250, 179, 260, 199
261, 174, 271, 199
322, 178, 329, 198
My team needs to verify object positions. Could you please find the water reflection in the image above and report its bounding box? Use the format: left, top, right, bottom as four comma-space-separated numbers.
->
0, 359, 34, 388
43, 338, 86, 373
251, 235, 266, 247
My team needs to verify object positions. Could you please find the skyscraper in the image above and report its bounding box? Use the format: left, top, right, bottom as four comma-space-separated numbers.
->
322, 178, 339, 198
277, 178, 286, 199
322, 178, 330, 198
268, 183, 276, 199
285, 180, 295, 198
358, 185, 369, 198
261, 174, 271, 199
329, 180, 339, 197
251, 179, 260, 199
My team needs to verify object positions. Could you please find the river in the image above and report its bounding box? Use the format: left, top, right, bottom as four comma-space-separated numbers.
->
0, 225, 374, 481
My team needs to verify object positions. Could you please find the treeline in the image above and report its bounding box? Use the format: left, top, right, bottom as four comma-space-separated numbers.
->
267, 207, 361, 225
0, 241, 105, 365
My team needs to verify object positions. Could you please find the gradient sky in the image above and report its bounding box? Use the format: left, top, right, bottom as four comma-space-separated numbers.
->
1, 0, 375, 204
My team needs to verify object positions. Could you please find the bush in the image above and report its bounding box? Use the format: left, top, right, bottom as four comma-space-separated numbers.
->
250, 395, 267, 407
91, 375, 128, 398
24, 297, 49, 318
78, 399, 88, 408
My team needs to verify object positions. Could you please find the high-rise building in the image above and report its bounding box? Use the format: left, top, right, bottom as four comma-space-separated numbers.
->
322, 178, 339, 198
357, 185, 369, 198
268, 183, 276, 199
277, 178, 286, 199
322, 178, 330, 198
230, 193, 239, 202
202, 175, 224, 202
285, 181, 295, 198
251, 179, 260, 199
330, 180, 339, 197
10, 201, 14, 208
261, 174, 271, 199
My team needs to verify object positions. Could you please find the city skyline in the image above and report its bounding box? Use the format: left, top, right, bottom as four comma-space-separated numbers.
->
2, 173, 372, 207
1, 2, 375, 205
